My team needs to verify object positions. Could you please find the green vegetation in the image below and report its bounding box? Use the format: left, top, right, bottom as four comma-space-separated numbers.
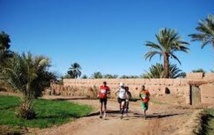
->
0, 52, 56, 119
192, 69, 206, 74
197, 108, 214, 135
203, 108, 214, 135
66, 62, 82, 78
0, 95, 93, 129
91, 71, 103, 79
142, 63, 186, 78
144, 28, 189, 78
0, 31, 12, 66
189, 14, 214, 49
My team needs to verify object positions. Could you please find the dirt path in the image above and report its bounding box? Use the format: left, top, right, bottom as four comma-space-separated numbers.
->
31, 96, 194, 135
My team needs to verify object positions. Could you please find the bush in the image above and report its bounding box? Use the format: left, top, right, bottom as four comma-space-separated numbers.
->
15, 102, 36, 119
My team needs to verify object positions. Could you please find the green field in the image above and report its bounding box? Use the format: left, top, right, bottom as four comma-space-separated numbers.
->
0, 95, 93, 134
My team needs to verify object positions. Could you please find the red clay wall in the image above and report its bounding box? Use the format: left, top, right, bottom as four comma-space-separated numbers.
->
200, 73, 214, 104
62, 78, 190, 102
48, 73, 214, 104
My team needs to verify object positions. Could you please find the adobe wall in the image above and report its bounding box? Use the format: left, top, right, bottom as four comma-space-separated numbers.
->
200, 73, 214, 104
186, 73, 214, 104
48, 73, 214, 104
62, 78, 191, 103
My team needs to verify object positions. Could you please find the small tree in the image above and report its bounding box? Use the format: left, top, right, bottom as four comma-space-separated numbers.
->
0, 52, 55, 119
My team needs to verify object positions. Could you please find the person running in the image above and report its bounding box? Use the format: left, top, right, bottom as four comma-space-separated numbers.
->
115, 82, 128, 119
124, 86, 132, 115
139, 85, 150, 119
98, 81, 110, 119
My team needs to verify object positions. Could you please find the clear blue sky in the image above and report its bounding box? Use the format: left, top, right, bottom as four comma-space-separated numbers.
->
1, 0, 214, 77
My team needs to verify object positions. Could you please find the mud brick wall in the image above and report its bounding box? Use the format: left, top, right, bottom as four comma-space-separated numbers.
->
59, 73, 214, 104
63, 78, 190, 100
200, 73, 214, 104
200, 84, 214, 104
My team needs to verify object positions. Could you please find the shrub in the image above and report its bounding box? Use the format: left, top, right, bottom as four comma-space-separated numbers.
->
15, 101, 36, 119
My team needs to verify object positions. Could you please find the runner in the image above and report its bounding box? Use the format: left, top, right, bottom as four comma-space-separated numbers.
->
139, 85, 150, 119
115, 82, 128, 119
124, 86, 132, 115
98, 81, 110, 119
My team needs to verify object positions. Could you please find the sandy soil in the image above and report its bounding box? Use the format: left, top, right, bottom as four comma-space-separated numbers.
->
28, 95, 196, 135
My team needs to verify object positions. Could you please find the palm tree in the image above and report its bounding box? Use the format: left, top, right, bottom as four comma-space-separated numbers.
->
0, 31, 12, 67
189, 14, 214, 49
0, 31, 10, 51
0, 52, 55, 119
192, 69, 206, 74
67, 62, 82, 78
81, 74, 88, 79
103, 74, 118, 78
91, 71, 103, 79
142, 63, 186, 78
142, 63, 164, 78
120, 75, 139, 79
144, 28, 189, 78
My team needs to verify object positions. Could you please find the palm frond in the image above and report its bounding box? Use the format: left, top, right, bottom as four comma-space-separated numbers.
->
189, 14, 214, 48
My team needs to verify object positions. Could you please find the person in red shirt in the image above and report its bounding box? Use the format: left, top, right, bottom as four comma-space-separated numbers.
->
98, 81, 110, 119
139, 85, 150, 119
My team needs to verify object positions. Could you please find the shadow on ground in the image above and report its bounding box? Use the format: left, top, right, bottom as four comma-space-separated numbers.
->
86, 109, 185, 120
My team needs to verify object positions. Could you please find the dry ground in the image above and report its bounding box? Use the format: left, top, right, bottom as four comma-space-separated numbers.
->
28, 95, 198, 135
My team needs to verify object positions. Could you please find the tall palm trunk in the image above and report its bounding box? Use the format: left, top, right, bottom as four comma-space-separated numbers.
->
164, 53, 170, 78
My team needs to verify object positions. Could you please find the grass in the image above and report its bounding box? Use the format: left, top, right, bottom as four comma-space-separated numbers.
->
204, 108, 214, 135
197, 108, 214, 135
0, 95, 93, 133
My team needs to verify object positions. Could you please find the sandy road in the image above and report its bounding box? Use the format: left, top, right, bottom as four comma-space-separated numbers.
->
32, 97, 194, 135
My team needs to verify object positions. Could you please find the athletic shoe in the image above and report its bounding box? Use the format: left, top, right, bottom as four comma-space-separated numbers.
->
103, 113, 106, 119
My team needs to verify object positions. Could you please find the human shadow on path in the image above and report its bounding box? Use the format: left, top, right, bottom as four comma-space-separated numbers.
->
86, 110, 121, 117
86, 110, 185, 119
131, 112, 185, 119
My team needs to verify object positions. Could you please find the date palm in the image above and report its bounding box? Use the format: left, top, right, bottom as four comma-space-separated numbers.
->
189, 14, 214, 49
0, 31, 10, 51
0, 52, 55, 119
144, 28, 189, 78
192, 68, 206, 74
67, 62, 82, 78
91, 71, 103, 79
0, 31, 12, 67
142, 63, 186, 78
103, 74, 118, 79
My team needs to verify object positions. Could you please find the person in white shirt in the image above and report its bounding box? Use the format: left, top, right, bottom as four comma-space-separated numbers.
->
115, 82, 128, 119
